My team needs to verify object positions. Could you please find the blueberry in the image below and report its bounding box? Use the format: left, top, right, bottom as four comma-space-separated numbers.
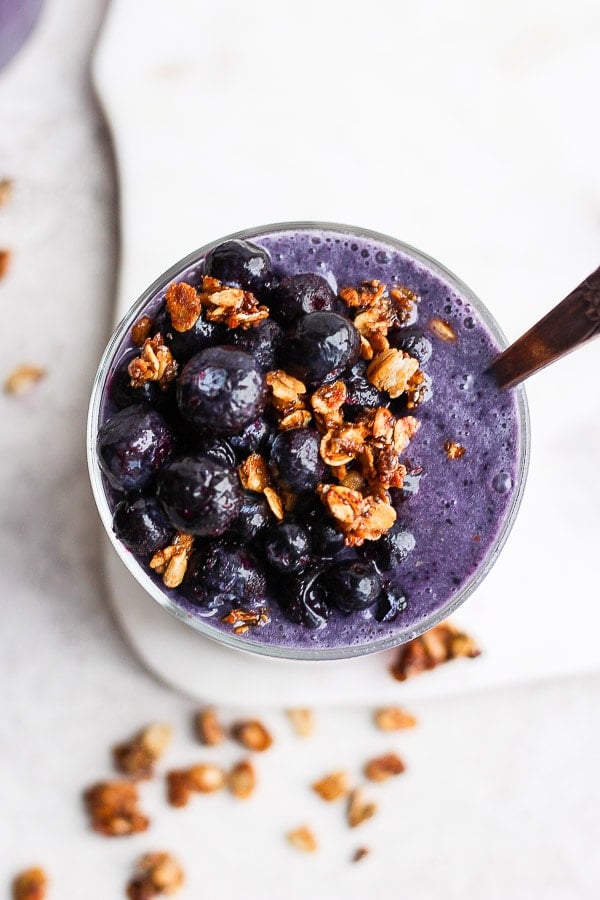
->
110, 359, 160, 409
280, 568, 330, 628
389, 329, 432, 366
269, 428, 326, 493
343, 360, 386, 413
374, 585, 408, 622
229, 417, 272, 459
113, 497, 174, 555
368, 522, 415, 568
264, 522, 311, 574
307, 514, 346, 558
190, 437, 236, 467
156, 305, 223, 364
180, 541, 266, 610
204, 239, 274, 297
286, 312, 360, 385
324, 560, 382, 612
273, 273, 337, 326
157, 454, 243, 537
231, 319, 282, 372
177, 346, 265, 436
97, 404, 174, 492
391, 469, 422, 505
232, 492, 272, 543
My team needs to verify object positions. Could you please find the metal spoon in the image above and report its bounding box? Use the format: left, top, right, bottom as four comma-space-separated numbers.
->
489, 266, 600, 389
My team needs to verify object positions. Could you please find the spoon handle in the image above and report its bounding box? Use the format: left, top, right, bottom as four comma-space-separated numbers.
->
489, 265, 600, 390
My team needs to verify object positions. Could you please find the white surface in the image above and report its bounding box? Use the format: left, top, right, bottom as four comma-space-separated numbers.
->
2, 1, 600, 898
92, 0, 600, 704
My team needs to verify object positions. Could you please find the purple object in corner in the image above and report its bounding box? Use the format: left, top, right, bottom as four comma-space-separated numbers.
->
0, 0, 43, 71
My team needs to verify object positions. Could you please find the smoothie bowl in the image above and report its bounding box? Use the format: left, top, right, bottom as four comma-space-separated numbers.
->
87, 223, 529, 660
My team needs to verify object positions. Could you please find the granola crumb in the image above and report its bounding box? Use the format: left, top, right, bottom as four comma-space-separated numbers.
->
126, 852, 184, 899
84, 781, 150, 836
286, 708, 314, 738
128, 333, 178, 390
347, 788, 377, 828
444, 440, 466, 460
364, 752, 406, 782
0, 178, 13, 207
428, 317, 456, 342
312, 771, 351, 802
263, 486, 285, 520
228, 759, 257, 800
166, 764, 226, 807
221, 606, 270, 635
238, 452, 270, 492
231, 719, 273, 752
149, 532, 194, 588
166, 281, 202, 332
266, 369, 311, 429
4, 364, 46, 396
12, 867, 48, 900
286, 826, 318, 853
195, 708, 225, 746
113, 723, 172, 780
367, 348, 419, 399
373, 707, 418, 731
390, 621, 481, 681
352, 847, 370, 864
131, 315, 154, 346
199, 274, 269, 329
0, 248, 12, 279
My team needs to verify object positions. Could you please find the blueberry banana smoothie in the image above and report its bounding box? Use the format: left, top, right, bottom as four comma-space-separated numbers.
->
90, 224, 528, 658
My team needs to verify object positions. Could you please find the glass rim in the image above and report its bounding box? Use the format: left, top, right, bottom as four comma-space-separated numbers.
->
87, 220, 530, 661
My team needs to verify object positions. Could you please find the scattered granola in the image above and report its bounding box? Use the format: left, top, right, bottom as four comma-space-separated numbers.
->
228, 760, 257, 800
221, 606, 270, 635
12, 867, 47, 900
367, 348, 419, 399
428, 317, 456, 342
318, 484, 396, 546
352, 847, 370, 864
84, 781, 150, 836
195, 708, 225, 746
0, 248, 12, 279
131, 315, 154, 346
238, 454, 285, 521
166, 764, 226, 807
0, 178, 13, 207
113, 723, 172, 780
149, 532, 194, 588
444, 440, 466, 460
128, 333, 178, 390
4, 364, 46, 396
286, 826, 318, 853
339, 279, 418, 359
364, 752, 406, 782
231, 719, 273, 752
198, 274, 269, 329
126, 852, 184, 899
265, 369, 311, 430
286, 708, 314, 738
390, 621, 481, 681
165, 281, 201, 332
310, 381, 346, 430
373, 707, 418, 731
312, 771, 351, 802
347, 789, 377, 828
263, 486, 285, 520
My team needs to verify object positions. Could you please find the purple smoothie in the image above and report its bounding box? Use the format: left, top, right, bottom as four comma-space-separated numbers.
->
92, 224, 527, 658
0, 0, 43, 70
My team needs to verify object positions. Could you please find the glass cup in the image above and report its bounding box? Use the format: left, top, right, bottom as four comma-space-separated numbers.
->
87, 222, 530, 661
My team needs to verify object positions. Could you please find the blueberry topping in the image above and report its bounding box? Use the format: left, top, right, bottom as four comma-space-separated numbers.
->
343, 360, 387, 412
156, 305, 223, 364
110, 360, 160, 409
273, 273, 337, 325
368, 522, 416, 568
97, 404, 174, 492
229, 416, 272, 459
157, 454, 243, 537
374, 585, 408, 622
269, 428, 326, 493
232, 492, 272, 543
113, 497, 174, 555
286, 312, 360, 385
324, 560, 382, 612
204, 239, 274, 297
231, 319, 282, 372
280, 568, 330, 628
190, 437, 237, 468
307, 514, 346, 558
180, 541, 266, 610
389, 329, 432, 366
264, 522, 311, 574
177, 346, 265, 436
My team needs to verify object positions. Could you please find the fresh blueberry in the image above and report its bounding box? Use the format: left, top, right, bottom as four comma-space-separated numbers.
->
273, 273, 337, 326
204, 239, 274, 297
264, 522, 312, 574
177, 346, 265, 436
156, 454, 243, 537
156, 305, 223, 364
190, 437, 237, 468
97, 404, 174, 492
269, 428, 326, 493
343, 360, 386, 413
232, 492, 272, 543
231, 319, 283, 372
368, 522, 416, 568
229, 416, 272, 459
110, 359, 160, 409
374, 585, 408, 622
280, 567, 330, 628
180, 541, 266, 610
286, 312, 360, 385
113, 497, 174, 555
307, 513, 346, 558
389, 329, 432, 366
324, 560, 382, 613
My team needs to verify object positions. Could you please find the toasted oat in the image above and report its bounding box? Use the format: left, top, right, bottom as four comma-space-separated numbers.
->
428, 317, 456, 342
165, 281, 202, 332
239, 452, 269, 492
128, 333, 178, 390
286, 708, 314, 738
231, 719, 273, 752
310, 381, 347, 430
195, 708, 225, 746
367, 349, 419, 399
364, 752, 406, 782
318, 484, 396, 546
0, 248, 12, 279
228, 759, 257, 799
0, 178, 13, 207
131, 315, 154, 346
373, 707, 418, 731
113, 723, 172, 780
127, 852, 184, 899
444, 440, 466, 460
279, 408, 313, 430
149, 533, 194, 589
347, 789, 377, 828
352, 847, 370, 863
166, 764, 226, 806
4, 364, 46, 396
263, 486, 285, 520
339, 280, 386, 309
221, 606, 270, 635
266, 369, 311, 429
287, 826, 318, 853
319, 424, 366, 467
389, 285, 418, 324
312, 771, 351, 802
198, 274, 269, 329
84, 781, 150, 836
12, 867, 48, 900
359, 334, 374, 360
390, 621, 481, 681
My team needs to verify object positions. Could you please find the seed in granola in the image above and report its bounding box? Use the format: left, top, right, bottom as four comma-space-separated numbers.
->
126, 852, 184, 899
228, 759, 257, 800
166, 281, 202, 332
286, 826, 318, 853
312, 771, 351, 802
390, 621, 481, 681
428, 317, 456, 342
113, 723, 172, 780
0, 248, 12, 279
347, 789, 377, 828
131, 315, 154, 346
4, 364, 46, 396
0, 178, 13, 207
444, 440, 466, 460
231, 719, 273, 752
286, 708, 314, 738
364, 752, 406, 782
84, 781, 150, 836
166, 764, 226, 806
373, 707, 418, 731
12, 867, 48, 900
352, 847, 370, 863
195, 708, 225, 746
149, 532, 194, 589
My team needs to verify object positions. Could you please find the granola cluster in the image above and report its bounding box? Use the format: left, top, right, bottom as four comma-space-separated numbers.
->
84, 781, 150, 837
390, 621, 481, 681
149, 532, 194, 589
165, 276, 269, 333
113, 724, 172, 780
12, 868, 47, 900
238, 452, 285, 521
128, 333, 178, 390
126, 852, 184, 899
